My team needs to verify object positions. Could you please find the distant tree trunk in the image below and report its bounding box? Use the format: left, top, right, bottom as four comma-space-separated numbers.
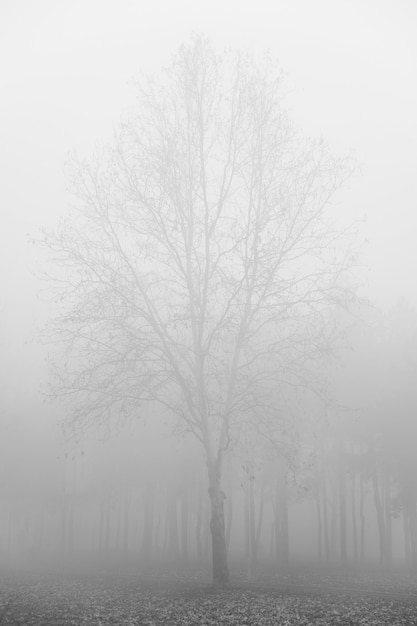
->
166, 496, 179, 561
226, 473, 233, 553
281, 491, 289, 570
39, 509, 45, 551
330, 472, 339, 561
103, 497, 110, 555
203, 499, 210, 562
142, 485, 156, 564
98, 497, 104, 554
383, 471, 392, 566
249, 476, 256, 579
123, 489, 130, 555
322, 472, 330, 561
195, 488, 203, 563
316, 488, 322, 561
244, 479, 250, 562
7, 510, 12, 553
351, 472, 358, 563
315, 452, 329, 563
254, 482, 265, 565
408, 499, 417, 570
371, 463, 387, 566
243, 467, 264, 580
208, 458, 229, 586
181, 495, 189, 562
244, 463, 257, 580
403, 494, 411, 567
339, 443, 347, 567
359, 472, 366, 563
270, 519, 274, 557
62, 496, 74, 554
115, 501, 121, 551
154, 501, 161, 557
61, 499, 67, 553
142, 486, 154, 562
275, 463, 289, 571
162, 503, 168, 556
315, 442, 324, 562
98, 495, 110, 556
316, 440, 330, 562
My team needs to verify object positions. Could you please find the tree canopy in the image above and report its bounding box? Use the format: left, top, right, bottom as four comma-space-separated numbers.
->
42, 36, 358, 585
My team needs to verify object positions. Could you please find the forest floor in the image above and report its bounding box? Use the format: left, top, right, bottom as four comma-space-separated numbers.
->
1, 566, 417, 625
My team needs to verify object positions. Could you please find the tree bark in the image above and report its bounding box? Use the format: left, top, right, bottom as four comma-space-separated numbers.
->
330, 473, 338, 561
316, 490, 322, 561
123, 488, 130, 555
142, 486, 154, 563
208, 463, 229, 586
350, 472, 358, 563
226, 472, 233, 553
409, 499, 417, 569
322, 472, 330, 561
275, 466, 289, 570
254, 483, 265, 565
383, 470, 392, 566
359, 472, 365, 563
181, 495, 188, 562
372, 466, 386, 566
166, 496, 179, 561
339, 446, 347, 567
244, 464, 256, 580
195, 488, 203, 563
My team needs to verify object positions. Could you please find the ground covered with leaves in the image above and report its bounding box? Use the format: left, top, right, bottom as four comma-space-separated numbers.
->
1, 568, 417, 625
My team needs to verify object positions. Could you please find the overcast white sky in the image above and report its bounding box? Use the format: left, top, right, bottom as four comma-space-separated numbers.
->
1, 0, 417, 415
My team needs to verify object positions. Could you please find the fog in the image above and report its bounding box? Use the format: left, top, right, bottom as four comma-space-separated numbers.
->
1, 0, 417, 591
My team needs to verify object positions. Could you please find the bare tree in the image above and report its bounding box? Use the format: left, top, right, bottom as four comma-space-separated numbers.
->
41, 36, 357, 586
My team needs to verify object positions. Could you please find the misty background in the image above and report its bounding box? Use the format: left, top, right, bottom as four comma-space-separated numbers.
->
1, 0, 417, 578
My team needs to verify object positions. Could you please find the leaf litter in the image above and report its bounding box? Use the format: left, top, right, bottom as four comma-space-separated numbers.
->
0, 571, 416, 625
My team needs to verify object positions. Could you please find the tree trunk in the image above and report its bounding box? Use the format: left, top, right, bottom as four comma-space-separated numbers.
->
98, 497, 104, 555
275, 465, 289, 570
316, 440, 330, 561
203, 503, 210, 561
103, 497, 110, 555
181, 495, 188, 562
226, 473, 233, 553
322, 472, 330, 561
208, 462, 229, 586
39, 509, 45, 551
244, 465, 256, 580
316, 489, 322, 561
154, 504, 161, 557
372, 466, 386, 566
409, 499, 417, 570
359, 472, 365, 563
166, 496, 179, 561
383, 471, 392, 565
196, 488, 203, 563
403, 494, 411, 567
7, 510, 12, 553
123, 488, 130, 555
330, 473, 338, 561
339, 450, 347, 567
254, 482, 265, 565
351, 472, 358, 563
142, 486, 154, 562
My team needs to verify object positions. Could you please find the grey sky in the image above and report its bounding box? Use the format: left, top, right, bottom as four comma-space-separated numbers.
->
0, 0, 416, 413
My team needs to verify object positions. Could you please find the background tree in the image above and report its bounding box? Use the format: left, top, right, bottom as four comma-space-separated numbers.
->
41, 36, 357, 586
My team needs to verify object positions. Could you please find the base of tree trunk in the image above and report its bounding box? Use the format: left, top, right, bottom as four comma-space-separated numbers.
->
209, 485, 230, 587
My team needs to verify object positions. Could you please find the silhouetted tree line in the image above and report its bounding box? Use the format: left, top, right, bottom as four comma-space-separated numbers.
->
2, 299, 417, 576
